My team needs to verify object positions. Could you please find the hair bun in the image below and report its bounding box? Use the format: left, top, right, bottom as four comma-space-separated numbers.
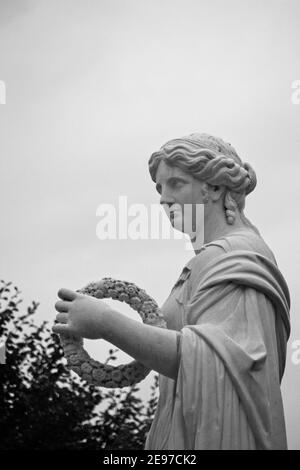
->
242, 162, 257, 195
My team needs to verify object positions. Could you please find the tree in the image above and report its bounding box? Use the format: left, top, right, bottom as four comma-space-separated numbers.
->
0, 280, 158, 450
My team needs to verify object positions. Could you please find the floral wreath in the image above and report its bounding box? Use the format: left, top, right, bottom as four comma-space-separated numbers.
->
59, 278, 166, 388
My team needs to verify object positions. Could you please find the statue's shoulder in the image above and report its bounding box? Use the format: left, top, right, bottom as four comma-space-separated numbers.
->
216, 229, 277, 264
188, 229, 277, 275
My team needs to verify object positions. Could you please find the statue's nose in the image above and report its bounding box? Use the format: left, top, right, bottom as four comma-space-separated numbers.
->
159, 189, 176, 207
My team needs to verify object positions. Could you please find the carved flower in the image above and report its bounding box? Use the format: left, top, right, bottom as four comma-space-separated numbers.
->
126, 286, 136, 296
105, 280, 115, 289
124, 366, 138, 382
143, 300, 154, 307
146, 313, 157, 322
142, 305, 153, 314
95, 289, 105, 298
115, 282, 126, 291
69, 354, 81, 366
136, 288, 146, 298
81, 373, 92, 382
81, 362, 93, 374
131, 304, 141, 312
92, 368, 107, 382
119, 293, 129, 302
89, 359, 100, 368
130, 296, 142, 306
105, 381, 116, 388
111, 369, 123, 382
107, 289, 118, 299
120, 378, 130, 387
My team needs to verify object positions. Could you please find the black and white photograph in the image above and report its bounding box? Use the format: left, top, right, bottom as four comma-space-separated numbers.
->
0, 0, 299, 456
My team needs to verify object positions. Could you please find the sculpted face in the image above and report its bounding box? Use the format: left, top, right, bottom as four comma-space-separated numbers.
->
155, 160, 207, 235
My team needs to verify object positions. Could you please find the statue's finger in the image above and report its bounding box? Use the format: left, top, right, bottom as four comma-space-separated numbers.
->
57, 288, 77, 301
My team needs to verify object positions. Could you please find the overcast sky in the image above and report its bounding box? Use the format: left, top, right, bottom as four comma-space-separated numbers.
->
1, 0, 300, 449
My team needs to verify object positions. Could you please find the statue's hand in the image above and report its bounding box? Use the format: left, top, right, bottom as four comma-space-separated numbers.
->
52, 288, 112, 340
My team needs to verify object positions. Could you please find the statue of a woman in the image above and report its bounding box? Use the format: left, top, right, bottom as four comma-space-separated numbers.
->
53, 132, 290, 450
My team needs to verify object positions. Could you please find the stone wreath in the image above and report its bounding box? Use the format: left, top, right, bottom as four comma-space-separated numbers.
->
59, 277, 166, 388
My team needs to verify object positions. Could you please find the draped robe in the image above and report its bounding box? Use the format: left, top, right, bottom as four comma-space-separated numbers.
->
144, 230, 291, 450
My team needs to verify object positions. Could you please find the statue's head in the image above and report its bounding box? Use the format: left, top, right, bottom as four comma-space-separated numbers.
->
148, 132, 257, 227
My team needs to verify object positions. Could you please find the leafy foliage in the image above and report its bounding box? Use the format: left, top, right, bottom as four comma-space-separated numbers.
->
0, 280, 158, 450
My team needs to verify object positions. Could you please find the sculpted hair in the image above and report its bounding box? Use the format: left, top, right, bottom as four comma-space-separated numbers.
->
148, 132, 259, 233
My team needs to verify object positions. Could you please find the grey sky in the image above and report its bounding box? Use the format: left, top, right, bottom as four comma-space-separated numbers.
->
0, 0, 299, 449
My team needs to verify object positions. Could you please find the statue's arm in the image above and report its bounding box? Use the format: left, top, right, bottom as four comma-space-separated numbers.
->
99, 307, 181, 379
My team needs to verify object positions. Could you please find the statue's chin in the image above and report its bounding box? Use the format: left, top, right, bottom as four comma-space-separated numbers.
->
170, 214, 184, 232
171, 214, 201, 236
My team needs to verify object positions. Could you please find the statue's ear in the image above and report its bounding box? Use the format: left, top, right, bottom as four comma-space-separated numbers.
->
209, 184, 225, 202
200, 182, 210, 203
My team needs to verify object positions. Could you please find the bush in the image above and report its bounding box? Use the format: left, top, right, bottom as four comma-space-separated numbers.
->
0, 280, 158, 450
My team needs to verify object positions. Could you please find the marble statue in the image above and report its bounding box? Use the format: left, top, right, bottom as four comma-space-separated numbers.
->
53, 132, 290, 450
